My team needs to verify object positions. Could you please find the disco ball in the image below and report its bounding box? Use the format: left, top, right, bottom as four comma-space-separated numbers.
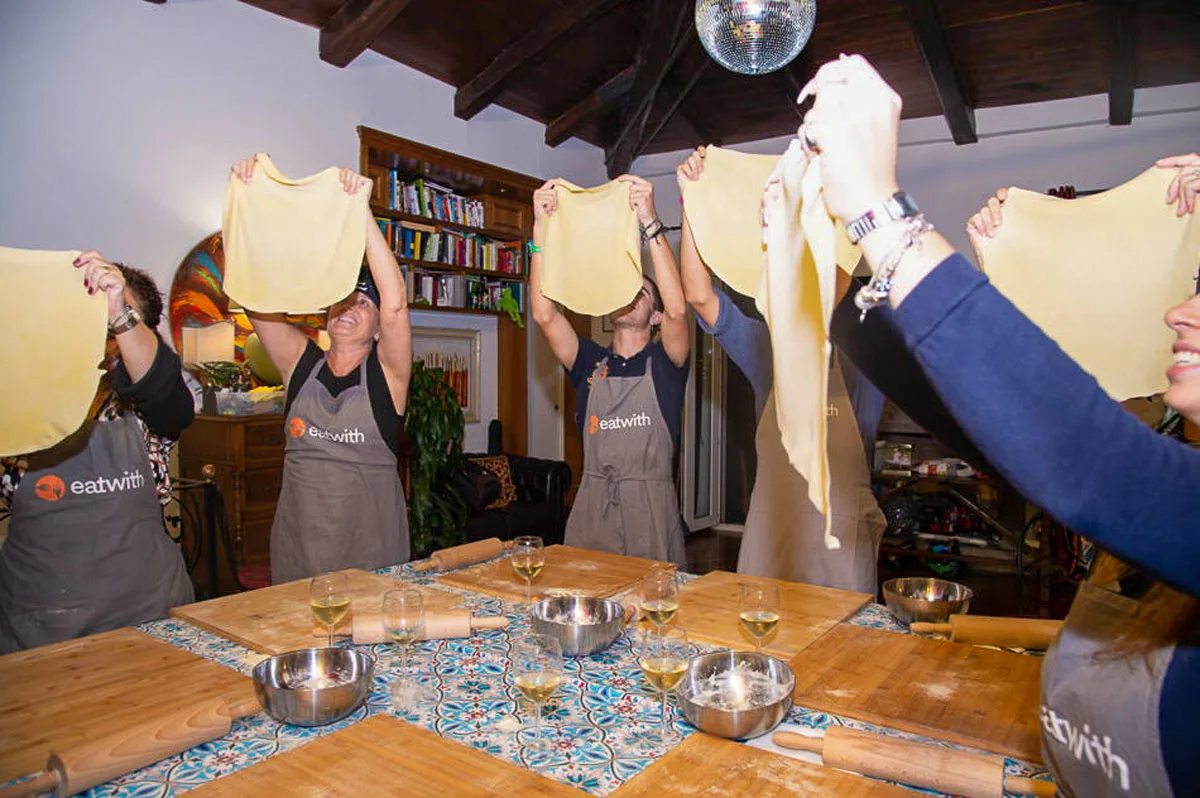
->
695, 0, 816, 76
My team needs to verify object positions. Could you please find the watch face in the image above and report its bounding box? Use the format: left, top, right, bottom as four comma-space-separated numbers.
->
890, 191, 919, 218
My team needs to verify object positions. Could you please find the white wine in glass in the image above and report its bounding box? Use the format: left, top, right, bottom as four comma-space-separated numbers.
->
511, 535, 545, 606
637, 626, 689, 745
739, 582, 781, 654
512, 633, 562, 754
641, 570, 679, 628
382, 588, 426, 710
310, 572, 351, 648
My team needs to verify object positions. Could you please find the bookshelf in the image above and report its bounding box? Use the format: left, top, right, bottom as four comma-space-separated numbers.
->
357, 126, 541, 454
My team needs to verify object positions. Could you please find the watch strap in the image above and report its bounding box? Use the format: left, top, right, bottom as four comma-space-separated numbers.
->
846, 191, 920, 245
108, 305, 142, 335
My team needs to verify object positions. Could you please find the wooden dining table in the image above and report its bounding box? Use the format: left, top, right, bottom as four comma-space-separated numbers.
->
0, 549, 1052, 797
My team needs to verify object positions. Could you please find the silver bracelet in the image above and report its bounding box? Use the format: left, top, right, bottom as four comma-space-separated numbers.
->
854, 214, 934, 321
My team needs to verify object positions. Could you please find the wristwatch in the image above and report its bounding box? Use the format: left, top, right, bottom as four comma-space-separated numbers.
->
845, 191, 920, 244
108, 304, 142, 335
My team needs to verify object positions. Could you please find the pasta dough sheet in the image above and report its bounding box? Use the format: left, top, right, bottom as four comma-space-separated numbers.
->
540, 179, 642, 316
0, 246, 106, 457
756, 141, 860, 550
977, 166, 1200, 400
222, 153, 370, 314
681, 146, 780, 296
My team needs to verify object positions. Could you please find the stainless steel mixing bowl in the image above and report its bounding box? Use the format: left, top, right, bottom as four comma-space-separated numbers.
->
676, 651, 794, 740
882, 577, 974, 625
528, 596, 631, 657
252, 647, 374, 727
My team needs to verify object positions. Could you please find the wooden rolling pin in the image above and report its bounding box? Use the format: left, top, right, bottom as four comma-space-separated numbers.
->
0, 696, 260, 798
772, 728, 1055, 798
313, 610, 508, 645
910, 615, 1064, 650
410, 537, 514, 573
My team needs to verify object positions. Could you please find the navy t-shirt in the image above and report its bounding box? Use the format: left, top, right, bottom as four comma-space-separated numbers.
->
567, 335, 690, 448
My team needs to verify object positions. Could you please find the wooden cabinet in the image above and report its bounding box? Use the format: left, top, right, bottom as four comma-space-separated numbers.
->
178, 414, 285, 593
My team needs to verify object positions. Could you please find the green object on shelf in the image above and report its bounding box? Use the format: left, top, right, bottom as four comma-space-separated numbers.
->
498, 287, 524, 328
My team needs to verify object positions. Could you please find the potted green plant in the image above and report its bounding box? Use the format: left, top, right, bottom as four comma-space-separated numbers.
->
405, 360, 468, 557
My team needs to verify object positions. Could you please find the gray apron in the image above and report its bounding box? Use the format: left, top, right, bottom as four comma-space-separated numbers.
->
1040, 578, 1175, 796
737, 359, 886, 593
564, 356, 686, 567
0, 414, 193, 653
271, 352, 408, 584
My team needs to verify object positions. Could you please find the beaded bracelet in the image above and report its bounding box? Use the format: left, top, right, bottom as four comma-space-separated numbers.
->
853, 214, 933, 321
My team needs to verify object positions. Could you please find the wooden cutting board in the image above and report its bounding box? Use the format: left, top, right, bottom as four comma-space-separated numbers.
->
0, 628, 252, 784
188, 715, 588, 796
171, 568, 462, 654
609, 733, 912, 796
674, 571, 871, 660
437, 545, 671, 602
789, 624, 1043, 763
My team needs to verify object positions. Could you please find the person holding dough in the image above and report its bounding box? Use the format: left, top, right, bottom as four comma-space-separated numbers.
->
675, 146, 886, 593
530, 175, 690, 566
797, 53, 1198, 796
0, 253, 195, 652
230, 157, 412, 584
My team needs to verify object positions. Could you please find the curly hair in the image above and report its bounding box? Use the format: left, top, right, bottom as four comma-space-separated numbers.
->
113, 263, 164, 329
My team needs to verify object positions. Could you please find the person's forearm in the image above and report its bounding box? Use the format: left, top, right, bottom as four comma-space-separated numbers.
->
365, 217, 407, 314
679, 217, 720, 326
856, 221, 956, 309
113, 320, 159, 383
529, 223, 561, 327
646, 235, 686, 321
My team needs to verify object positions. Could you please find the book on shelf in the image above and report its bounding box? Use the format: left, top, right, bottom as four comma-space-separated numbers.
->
376, 217, 524, 275
408, 268, 526, 315
381, 169, 485, 228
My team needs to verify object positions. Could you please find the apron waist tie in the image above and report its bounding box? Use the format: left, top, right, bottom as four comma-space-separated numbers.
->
584, 468, 674, 518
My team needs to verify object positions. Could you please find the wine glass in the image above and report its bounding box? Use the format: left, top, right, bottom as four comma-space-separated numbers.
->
511, 535, 545, 606
382, 588, 425, 709
641, 569, 679, 629
739, 582, 781, 654
636, 626, 689, 745
512, 633, 563, 754
309, 572, 350, 648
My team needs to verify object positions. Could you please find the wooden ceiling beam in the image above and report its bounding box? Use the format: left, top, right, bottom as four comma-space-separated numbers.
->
1107, 0, 1136, 125
774, 57, 811, 123
899, 0, 977, 144
639, 45, 710, 153
545, 67, 635, 147
319, 0, 414, 68
605, 0, 694, 177
455, 0, 622, 121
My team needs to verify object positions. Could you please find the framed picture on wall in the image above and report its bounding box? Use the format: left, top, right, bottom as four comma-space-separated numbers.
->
412, 327, 482, 422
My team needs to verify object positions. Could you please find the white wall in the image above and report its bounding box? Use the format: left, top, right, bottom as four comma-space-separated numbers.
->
0, 0, 607, 454
633, 82, 1200, 259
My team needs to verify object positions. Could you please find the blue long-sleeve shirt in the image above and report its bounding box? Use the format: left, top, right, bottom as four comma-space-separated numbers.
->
895, 253, 1200, 793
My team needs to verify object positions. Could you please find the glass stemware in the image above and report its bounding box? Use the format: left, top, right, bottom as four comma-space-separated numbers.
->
636, 625, 689, 745
382, 588, 426, 709
512, 633, 563, 754
309, 572, 350, 648
510, 535, 545, 606
640, 569, 679, 629
738, 582, 781, 654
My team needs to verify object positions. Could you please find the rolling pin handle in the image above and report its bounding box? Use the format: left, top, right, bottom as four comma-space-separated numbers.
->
410, 559, 437, 573
225, 696, 263, 720
909, 622, 951, 636
1004, 776, 1057, 797
0, 771, 58, 798
770, 731, 825, 755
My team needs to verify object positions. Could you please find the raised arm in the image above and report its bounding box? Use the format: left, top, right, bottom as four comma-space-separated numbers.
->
676, 148, 721, 329
229, 156, 309, 385
347, 169, 412, 414
619, 174, 689, 367
529, 179, 581, 369
74, 251, 158, 381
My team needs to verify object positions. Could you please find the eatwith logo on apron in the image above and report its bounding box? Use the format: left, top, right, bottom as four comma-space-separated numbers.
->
565, 356, 686, 567
271, 353, 408, 584
738, 358, 886, 593
1040, 577, 1176, 796
0, 415, 194, 653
